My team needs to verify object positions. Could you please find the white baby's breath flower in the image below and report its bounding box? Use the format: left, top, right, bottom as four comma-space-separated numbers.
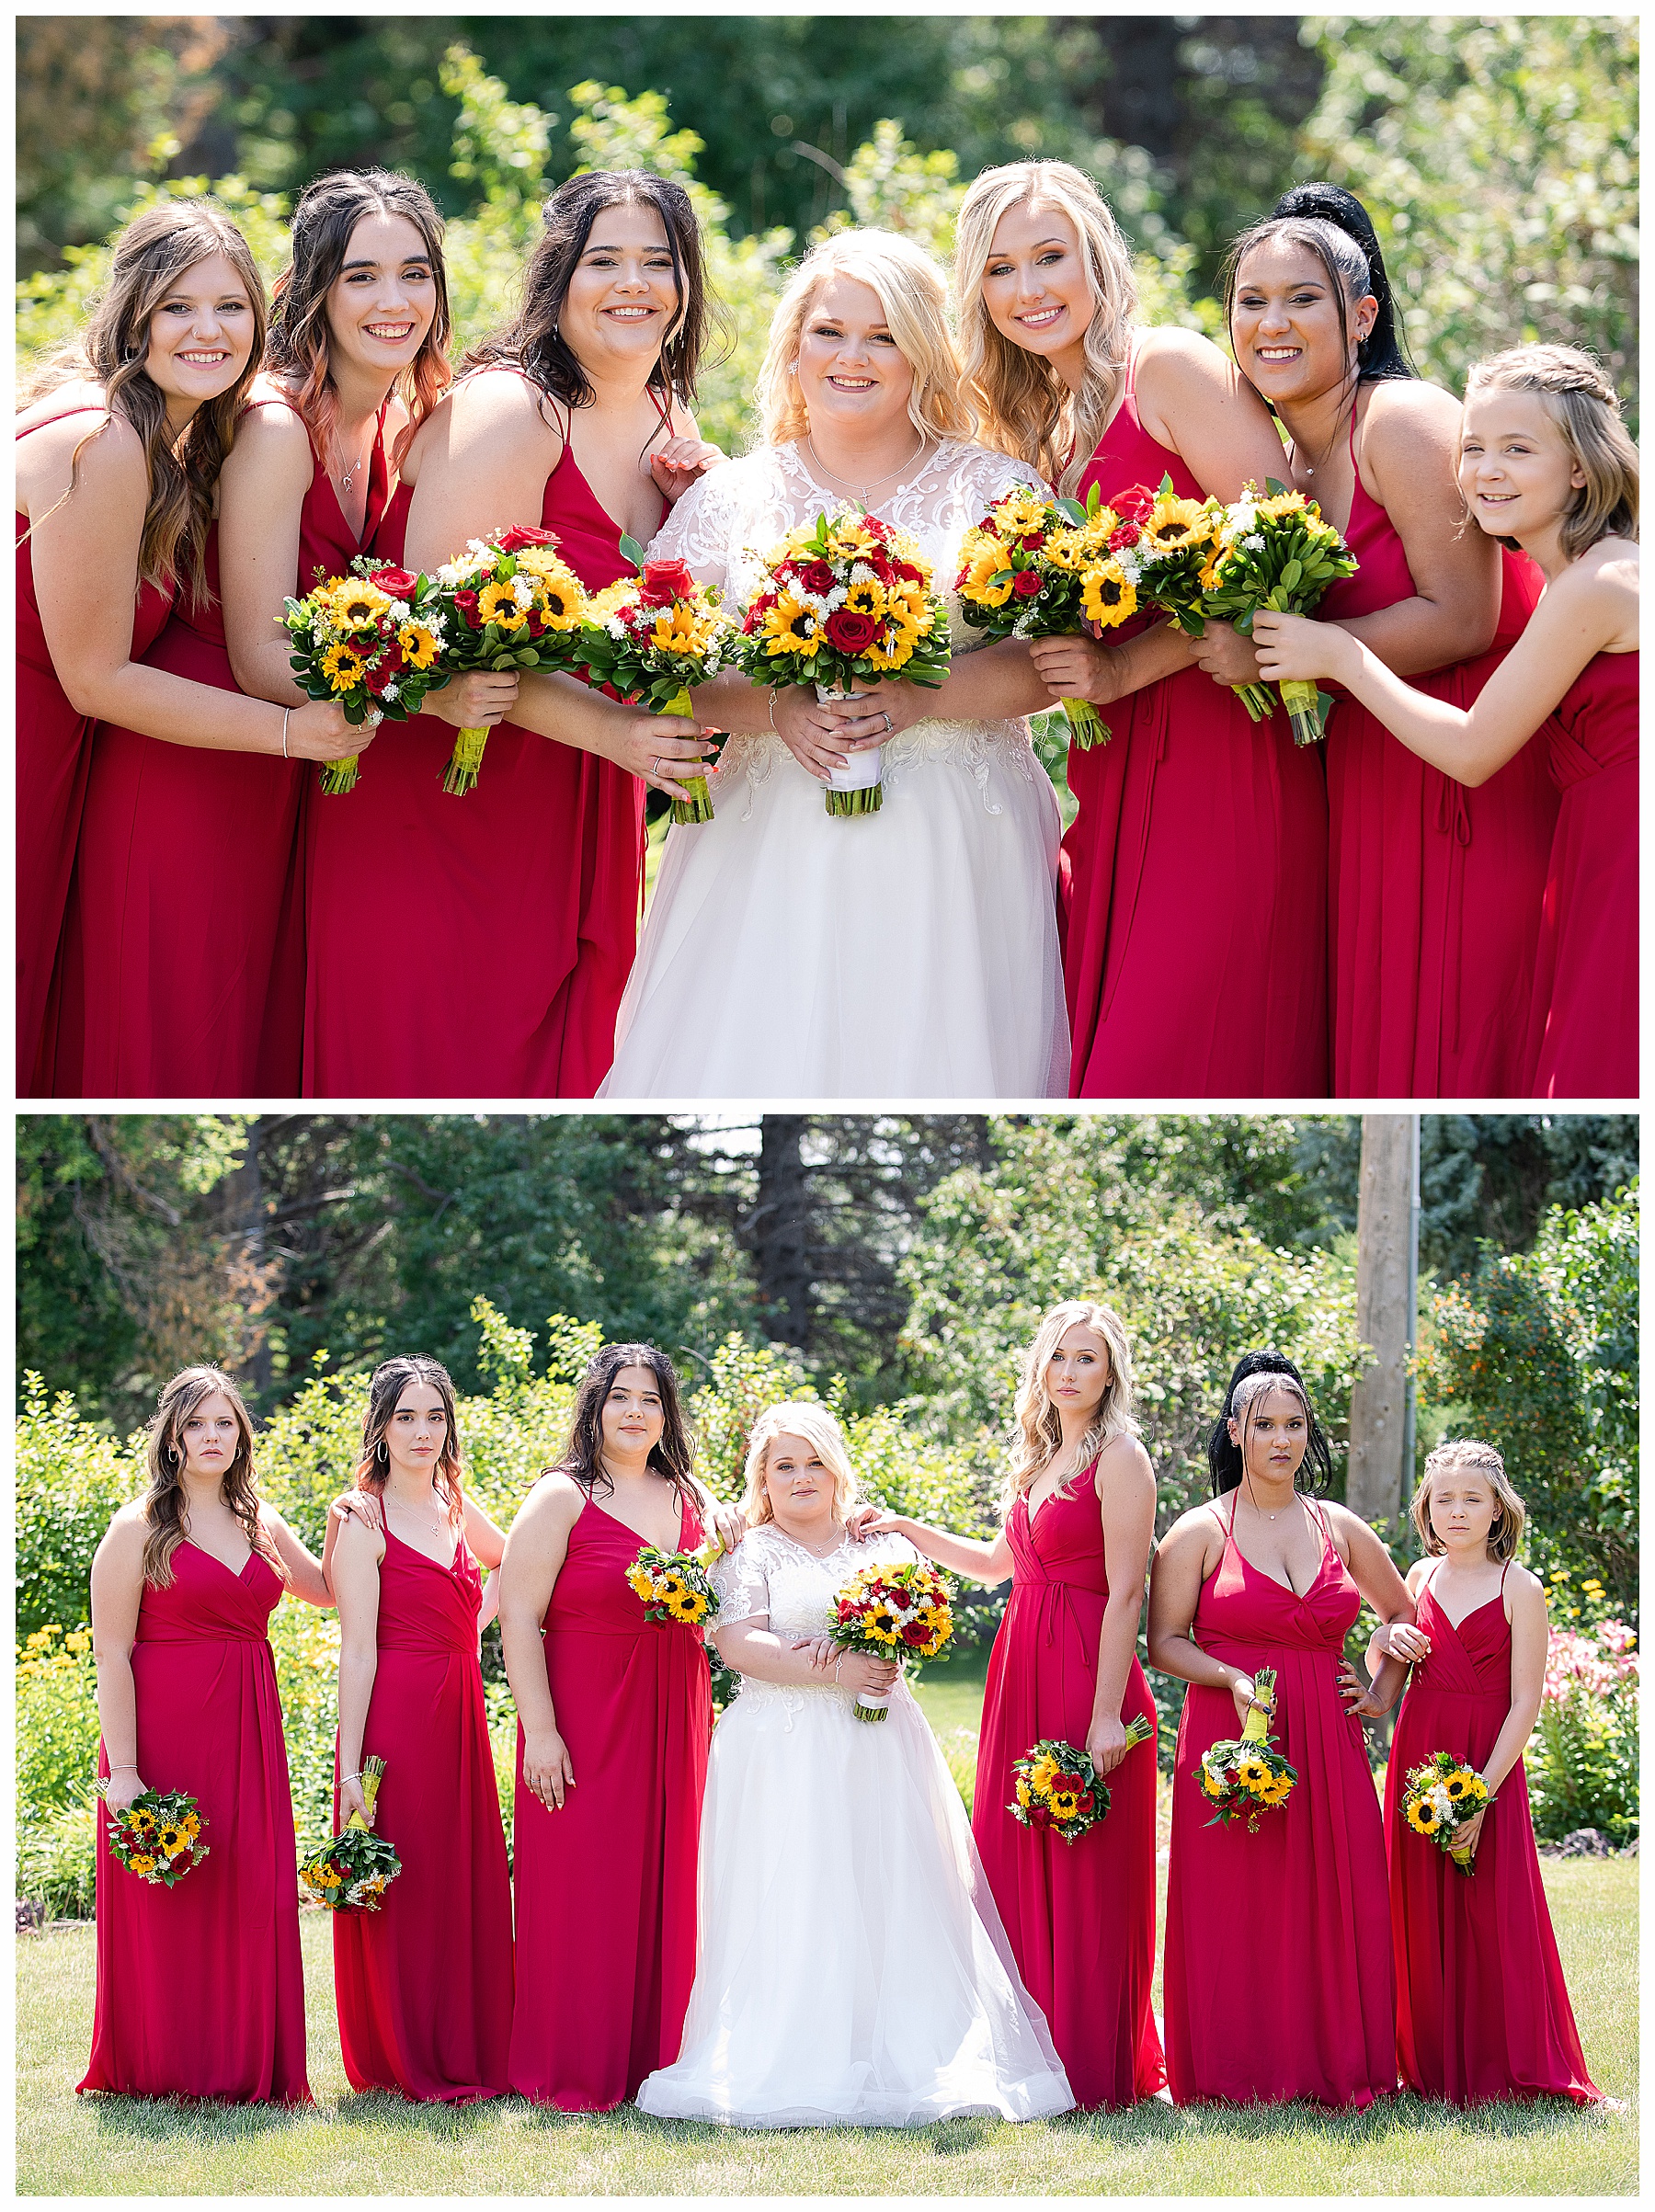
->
1242, 533, 1265, 553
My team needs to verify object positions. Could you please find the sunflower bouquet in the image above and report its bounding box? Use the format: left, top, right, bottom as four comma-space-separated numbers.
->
97, 1784, 209, 1887
1195, 1667, 1299, 1831
1009, 1720, 1155, 1843
736, 507, 951, 816
1401, 1750, 1489, 1874
1108, 476, 1223, 639
625, 1538, 723, 1629
1194, 479, 1358, 743
427, 523, 591, 792
280, 560, 451, 793
827, 1557, 954, 1721
579, 544, 737, 824
954, 482, 1141, 748
299, 1756, 402, 1910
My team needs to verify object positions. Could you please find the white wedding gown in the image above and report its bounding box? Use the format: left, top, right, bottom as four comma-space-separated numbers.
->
599, 439, 1070, 1100
634, 1527, 1074, 2128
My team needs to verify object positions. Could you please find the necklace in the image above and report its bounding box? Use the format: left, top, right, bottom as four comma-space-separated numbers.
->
387, 1490, 441, 1537
776, 1519, 845, 1560
804, 430, 928, 506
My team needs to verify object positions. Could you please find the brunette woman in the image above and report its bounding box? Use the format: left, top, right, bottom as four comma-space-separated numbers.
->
1222, 186, 1558, 1097
16, 202, 353, 1096
954, 158, 1328, 1098
303, 170, 722, 1098
868, 1302, 1161, 2107
80, 1365, 342, 2102
1149, 1366, 1414, 2106
327, 1356, 514, 2102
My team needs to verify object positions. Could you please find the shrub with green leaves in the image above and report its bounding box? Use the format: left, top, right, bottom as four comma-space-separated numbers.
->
1525, 1600, 1638, 1846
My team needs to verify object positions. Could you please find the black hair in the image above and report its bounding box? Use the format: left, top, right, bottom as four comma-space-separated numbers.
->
1270, 183, 1414, 382
1206, 1351, 1334, 1498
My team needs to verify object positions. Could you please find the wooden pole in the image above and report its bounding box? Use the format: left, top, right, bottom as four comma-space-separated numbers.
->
1347, 1114, 1415, 1531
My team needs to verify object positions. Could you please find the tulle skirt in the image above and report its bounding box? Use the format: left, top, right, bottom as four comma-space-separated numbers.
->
635, 1676, 1074, 2128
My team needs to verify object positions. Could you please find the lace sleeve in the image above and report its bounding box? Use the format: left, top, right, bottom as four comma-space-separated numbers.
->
711, 1529, 771, 1630
645, 462, 743, 593
964, 444, 1054, 517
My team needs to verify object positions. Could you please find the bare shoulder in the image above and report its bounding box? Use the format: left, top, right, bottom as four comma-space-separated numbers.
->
1571, 534, 1640, 607
450, 366, 565, 446
25, 404, 147, 485
1403, 1556, 1432, 1595
1362, 375, 1462, 450
97, 1500, 151, 1559
1505, 1562, 1547, 1609
1095, 1430, 1155, 1497
1136, 323, 1233, 391
1158, 1498, 1222, 1556
1322, 1497, 1378, 1548
513, 1469, 585, 1534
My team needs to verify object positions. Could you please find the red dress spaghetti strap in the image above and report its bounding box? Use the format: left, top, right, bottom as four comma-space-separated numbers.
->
1064, 343, 1329, 1097
1524, 648, 1638, 1097
972, 1475, 1164, 2107
78, 1543, 310, 2103
1386, 1567, 1600, 2104
508, 1493, 712, 2109
302, 428, 649, 1098
1318, 410, 1558, 1096
53, 402, 388, 1097
1162, 1498, 1396, 2106
332, 1528, 513, 2101
17, 409, 176, 1094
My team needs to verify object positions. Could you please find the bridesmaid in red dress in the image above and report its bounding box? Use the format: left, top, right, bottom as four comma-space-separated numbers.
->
953, 159, 1327, 1097
80, 1364, 344, 2102
1374, 1441, 1602, 2105
1255, 343, 1638, 1099
15, 203, 348, 1096
303, 169, 722, 1098
497, 1342, 738, 2109
870, 1300, 1163, 2107
327, 1356, 513, 2101
1149, 1365, 1416, 2105
1223, 188, 1558, 1098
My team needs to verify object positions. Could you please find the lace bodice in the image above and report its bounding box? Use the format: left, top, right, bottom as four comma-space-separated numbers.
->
712, 1525, 922, 1711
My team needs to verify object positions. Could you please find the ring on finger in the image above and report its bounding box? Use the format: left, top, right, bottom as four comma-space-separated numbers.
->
881, 710, 893, 733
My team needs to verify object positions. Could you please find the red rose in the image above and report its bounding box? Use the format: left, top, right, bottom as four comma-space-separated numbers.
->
1077, 1791, 1096, 1814
1113, 485, 1156, 522
366, 565, 417, 599
863, 550, 895, 583
1011, 568, 1044, 599
824, 608, 878, 653
1107, 520, 1143, 551
901, 1623, 930, 1647
1020, 533, 1044, 553
1029, 1805, 1052, 1828
524, 609, 548, 636
978, 516, 1001, 538
799, 560, 836, 595
451, 589, 483, 625
639, 556, 695, 606
364, 649, 403, 696
496, 524, 558, 553
892, 559, 924, 584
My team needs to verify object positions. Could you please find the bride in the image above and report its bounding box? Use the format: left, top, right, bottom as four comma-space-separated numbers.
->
634, 1402, 1073, 2128
600, 229, 1068, 1100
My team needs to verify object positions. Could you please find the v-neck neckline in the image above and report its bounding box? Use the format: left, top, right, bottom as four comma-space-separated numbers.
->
183, 1535, 257, 1580
587, 1492, 691, 1555
1422, 1568, 1506, 1635
1220, 1494, 1332, 1602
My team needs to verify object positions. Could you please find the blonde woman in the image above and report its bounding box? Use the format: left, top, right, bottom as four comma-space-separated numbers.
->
636, 1401, 1073, 2127
602, 226, 1067, 1100
953, 160, 1328, 1099
867, 1300, 1162, 2107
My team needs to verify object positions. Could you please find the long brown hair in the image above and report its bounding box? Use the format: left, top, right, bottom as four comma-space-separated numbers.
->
351, 1355, 465, 1530
552, 1342, 699, 1507
140, 1364, 283, 1588
20, 201, 266, 605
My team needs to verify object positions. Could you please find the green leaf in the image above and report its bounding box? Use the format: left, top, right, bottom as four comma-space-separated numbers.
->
1281, 558, 1303, 589
1265, 475, 1288, 497
1157, 471, 1174, 496
618, 533, 647, 568
1055, 497, 1087, 526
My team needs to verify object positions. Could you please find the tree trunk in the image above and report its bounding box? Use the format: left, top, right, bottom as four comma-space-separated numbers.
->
1347, 1115, 1415, 1531
753, 1115, 812, 1351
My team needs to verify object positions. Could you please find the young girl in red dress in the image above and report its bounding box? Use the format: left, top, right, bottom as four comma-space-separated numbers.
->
1223, 187, 1558, 1098
1256, 343, 1638, 1099
15, 203, 352, 1096
327, 1356, 514, 2102
1149, 1364, 1416, 2107
1372, 1441, 1602, 2106
953, 158, 1328, 1098
869, 1299, 1163, 2108
302, 170, 721, 1099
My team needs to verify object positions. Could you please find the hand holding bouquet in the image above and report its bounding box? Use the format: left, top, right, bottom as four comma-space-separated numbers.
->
1401, 1750, 1489, 1874
428, 524, 590, 792
281, 561, 450, 793
625, 1539, 723, 1628
580, 543, 736, 824
827, 1557, 954, 1721
1010, 1721, 1154, 1842
1194, 480, 1358, 743
97, 1784, 208, 1886
1196, 1666, 1299, 1830
736, 507, 950, 816
299, 1756, 402, 1910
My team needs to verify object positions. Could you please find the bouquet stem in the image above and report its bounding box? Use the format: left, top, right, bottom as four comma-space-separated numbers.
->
826, 781, 884, 817
1449, 1841, 1477, 1876
1281, 678, 1330, 747
1241, 1668, 1277, 1745
852, 1688, 893, 1723
442, 726, 489, 796
1059, 696, 1112, 749
1232, 681, 1277, 724
662, 684, 715, 824
319, 756, 360, 796
345, 1754, 385, 1833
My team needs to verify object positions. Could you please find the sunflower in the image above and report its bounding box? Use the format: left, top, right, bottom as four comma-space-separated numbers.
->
828, 522, 878, 562
129, 1853, 157, 1876
333, 581, 394, 632
844, 579, 887, 621
1015, 1777, 1033, 1807
1407, 1799, 1439, 1833
1041, 528, 1090, 574
518, 554, 587, 628
587, 579, 637, 625
961, 546, 1015, 607
1255, 490, 1309, 519
1444, 1771, 1482, 1801
397, 622, 440, 669
320, 642, 360, 694
760, 592, 824, 656
648, 605, 704, 657
157, 1823, 186, 1857
1143, 497, 1213, 553
1080, 564, 1138, 630
992, 492, 1051, 540
127, 1807, 156, 1833
477, 578, 529, 631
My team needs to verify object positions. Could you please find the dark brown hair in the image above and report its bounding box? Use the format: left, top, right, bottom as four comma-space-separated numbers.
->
352, 1354, 465, 1531
552, 1341, 697, 1506
141, 1364, 284, 1588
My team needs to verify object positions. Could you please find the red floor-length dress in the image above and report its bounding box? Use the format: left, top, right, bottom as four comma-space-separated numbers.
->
1320, 415, 1558, 1097
303, 421, 649, 1098
333, 1528, 513, 2101
1385, 1567, 1601, 2104
1162, 1499, 1396, 2106
78, 1543, 310, 2103
1062, 342, 1329, 1098
508, 1492, 712, 2109
17, 410, 177, 1095
972, 1476, 1165, 2107
53, 402, 389, 1097
1524, 649, 1638, 1098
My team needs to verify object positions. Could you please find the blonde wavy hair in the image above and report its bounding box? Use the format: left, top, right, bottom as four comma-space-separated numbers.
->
954, 160, 1137, 496
1464, 344, 1638, 561
1002, 1300, 1138, 1511
739, 1401, 860, 1527
1410, 1438, 1526, 1564
755, 228, 976, 451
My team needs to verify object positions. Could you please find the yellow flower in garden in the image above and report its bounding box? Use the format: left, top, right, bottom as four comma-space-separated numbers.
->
760, 592, 824, 656
320, 642, 359, 693
397, 622, 440, 669
1144, 497, 1211, 553
1080, 564, 1137, 630
478, 579, 529, 631
333, 580, 394, 632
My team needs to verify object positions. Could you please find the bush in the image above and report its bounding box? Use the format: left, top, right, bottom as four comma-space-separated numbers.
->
1526, 1611, 1638, 1846
16, 1625, 101, 1830
16, 1375, 143, 1639
17, 1796, 99, 1921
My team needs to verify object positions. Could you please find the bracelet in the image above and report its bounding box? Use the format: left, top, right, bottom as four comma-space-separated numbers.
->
338, 1771, 363, 1786
834, 1658, 845, 1685
280, 707, 291, 760
767, 689, 780, 733
108, 1763, 139, 1773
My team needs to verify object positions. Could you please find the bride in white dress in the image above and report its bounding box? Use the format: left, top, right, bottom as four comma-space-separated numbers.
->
634, 1402, 1073, 2129
600, 229, 1069, 1100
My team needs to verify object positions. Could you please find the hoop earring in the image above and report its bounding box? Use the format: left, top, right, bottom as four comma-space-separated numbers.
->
375, 1440, 389, 1465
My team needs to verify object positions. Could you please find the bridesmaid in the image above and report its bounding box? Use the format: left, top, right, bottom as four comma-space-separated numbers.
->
497, 1341, 741, 2109
1255, 343, 1638, 1099
866, 1300, 1162, 2107
80, 1364, 342, 2102
1221, 186, 1558, 1098
1148, 1366, 1414, 2106
953, 158, 1328, 1098
303, 168, 722, 1098
327, 1355, 513, 2102
15, 202, 352, 1096
1374, 1441, 1603, 2105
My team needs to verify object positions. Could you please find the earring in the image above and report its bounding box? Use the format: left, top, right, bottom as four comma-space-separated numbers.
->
375, 1440, 389, 1465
